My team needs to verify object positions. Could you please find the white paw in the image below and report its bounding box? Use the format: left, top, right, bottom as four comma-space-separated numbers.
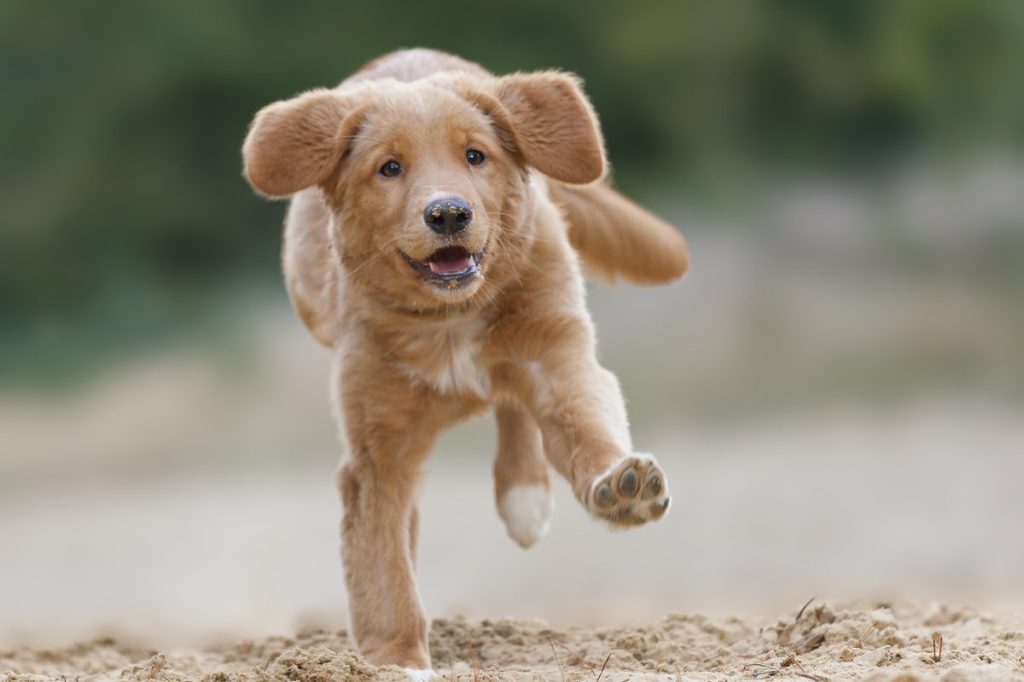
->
497, 484, 553, 549
403, 668, 438, 681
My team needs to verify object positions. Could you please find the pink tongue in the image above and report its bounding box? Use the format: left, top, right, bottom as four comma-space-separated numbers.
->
428, 252, 472, 275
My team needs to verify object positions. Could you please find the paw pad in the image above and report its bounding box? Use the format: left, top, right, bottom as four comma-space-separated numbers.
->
618, 467, 639, 496
587, 454, 670, 527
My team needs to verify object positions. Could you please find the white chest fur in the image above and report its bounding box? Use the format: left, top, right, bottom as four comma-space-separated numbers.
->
399, 316, 490, 398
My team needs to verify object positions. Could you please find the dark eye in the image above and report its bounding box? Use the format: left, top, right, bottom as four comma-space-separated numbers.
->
466, 149, 485, 166
379, 159, 402, 177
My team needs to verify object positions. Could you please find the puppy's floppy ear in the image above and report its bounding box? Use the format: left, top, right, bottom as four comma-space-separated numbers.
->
242, 88, 363, 198
491, 72, 606, 184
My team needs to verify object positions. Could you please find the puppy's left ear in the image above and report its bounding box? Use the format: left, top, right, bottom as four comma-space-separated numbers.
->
491, 72, 606, 184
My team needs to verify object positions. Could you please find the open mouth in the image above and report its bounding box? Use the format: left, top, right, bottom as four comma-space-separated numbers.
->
402, 246, 483, 286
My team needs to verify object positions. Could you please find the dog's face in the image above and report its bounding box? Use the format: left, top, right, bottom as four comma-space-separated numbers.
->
334, 84, 521, 305
243, 73, 605, 308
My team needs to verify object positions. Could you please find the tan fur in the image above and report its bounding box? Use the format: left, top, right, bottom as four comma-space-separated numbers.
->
554, 181, 690, 284
491, 72, 607, 184
242, 48, 686, 671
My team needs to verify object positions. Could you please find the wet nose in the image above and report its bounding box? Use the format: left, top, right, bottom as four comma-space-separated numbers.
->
423, 197, 473, 236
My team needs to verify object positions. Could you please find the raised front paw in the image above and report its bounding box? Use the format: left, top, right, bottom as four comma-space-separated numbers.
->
586, 453, 670, 527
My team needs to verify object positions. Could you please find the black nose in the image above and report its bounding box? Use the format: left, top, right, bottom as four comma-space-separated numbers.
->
423, 197, 473, 236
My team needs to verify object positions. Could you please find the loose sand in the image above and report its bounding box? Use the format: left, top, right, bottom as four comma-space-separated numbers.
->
3, 601, 1023, 681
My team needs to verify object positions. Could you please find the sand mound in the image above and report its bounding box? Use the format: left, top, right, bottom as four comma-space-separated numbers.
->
2, 602, 1022, 681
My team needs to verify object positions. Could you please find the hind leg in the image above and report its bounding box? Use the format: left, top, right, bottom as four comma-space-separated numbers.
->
493, 403, 553, 548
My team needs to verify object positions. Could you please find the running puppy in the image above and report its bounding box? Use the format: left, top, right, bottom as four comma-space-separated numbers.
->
242, 48, 688, 675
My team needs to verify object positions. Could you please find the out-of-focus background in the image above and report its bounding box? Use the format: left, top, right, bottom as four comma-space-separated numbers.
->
2, 1, 1023, 649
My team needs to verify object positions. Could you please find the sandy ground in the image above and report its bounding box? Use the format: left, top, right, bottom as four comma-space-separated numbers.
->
1, 405, 1023, 681
4, 601, 1024, 681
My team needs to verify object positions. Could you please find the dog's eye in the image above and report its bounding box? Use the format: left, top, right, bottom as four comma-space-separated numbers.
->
378, 159, 402, 177
466, 149, 485, 166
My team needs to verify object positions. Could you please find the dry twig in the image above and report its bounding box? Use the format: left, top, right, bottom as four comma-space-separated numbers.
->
595, 652, 612, 682
740, 662, 779, 678
796, 597, 816, 622
548, 638, 566, 682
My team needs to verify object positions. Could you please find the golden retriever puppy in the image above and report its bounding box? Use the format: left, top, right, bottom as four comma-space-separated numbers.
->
242, 48, 688, 676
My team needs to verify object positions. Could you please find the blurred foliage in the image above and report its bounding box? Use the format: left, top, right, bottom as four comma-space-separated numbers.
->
2, 0, 1024, 384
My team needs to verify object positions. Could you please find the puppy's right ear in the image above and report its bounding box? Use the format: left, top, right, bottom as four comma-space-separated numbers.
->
242, 88, 362, 198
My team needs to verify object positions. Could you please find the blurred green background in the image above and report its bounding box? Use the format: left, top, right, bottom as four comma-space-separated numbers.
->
3, 0, 1023, 389
2, 0, 1024, 649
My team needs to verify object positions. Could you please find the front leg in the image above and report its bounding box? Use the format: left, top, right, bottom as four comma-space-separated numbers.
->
490, 321, 671, 527
332, 358, 460, 671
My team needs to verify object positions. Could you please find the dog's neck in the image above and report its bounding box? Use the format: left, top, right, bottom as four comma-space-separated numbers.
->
354, 282, 497, 322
